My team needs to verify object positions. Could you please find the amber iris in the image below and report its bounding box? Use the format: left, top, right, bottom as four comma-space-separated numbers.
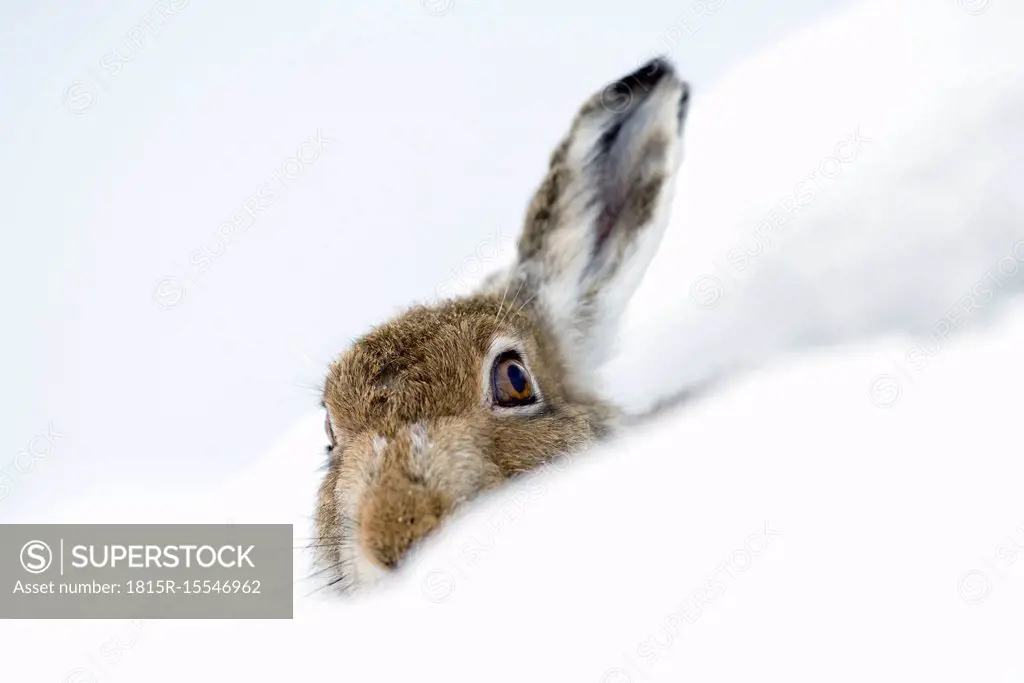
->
492, 354, 536, 406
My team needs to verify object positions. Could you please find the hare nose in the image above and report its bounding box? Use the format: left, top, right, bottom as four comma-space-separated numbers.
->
358, 473, 445, 569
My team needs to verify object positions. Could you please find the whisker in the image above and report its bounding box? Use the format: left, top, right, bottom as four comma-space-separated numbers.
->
514, 291, 538, 318
300, 561, 343, 579
304, 573, 347, 596
497, 276, 527, 328
494, 270, 513, 324
293, 381, 325, 397
295, 561, 345, 587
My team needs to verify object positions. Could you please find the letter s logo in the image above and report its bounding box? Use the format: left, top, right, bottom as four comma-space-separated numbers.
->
20, 540, 53, 574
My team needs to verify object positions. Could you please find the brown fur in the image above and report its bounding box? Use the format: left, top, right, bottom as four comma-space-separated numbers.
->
318, 295, 613, 576
520, 139, 573, 262
314, 58, 688, 588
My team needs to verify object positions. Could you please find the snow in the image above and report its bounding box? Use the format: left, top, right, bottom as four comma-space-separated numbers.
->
8, 304, 1024, 681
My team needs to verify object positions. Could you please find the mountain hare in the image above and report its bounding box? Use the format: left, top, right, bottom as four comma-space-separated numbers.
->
316, 0, 1024, 593
316, 59, 690, 590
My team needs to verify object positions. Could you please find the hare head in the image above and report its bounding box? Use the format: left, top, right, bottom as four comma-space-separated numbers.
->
316, 58, 690, 591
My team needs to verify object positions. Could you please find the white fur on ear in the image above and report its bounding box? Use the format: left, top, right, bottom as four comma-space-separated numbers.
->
605, 0, 1024, 416
513, 61, 690, 398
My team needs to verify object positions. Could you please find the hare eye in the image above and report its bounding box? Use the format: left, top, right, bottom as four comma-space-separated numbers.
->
491, 354, 536, 407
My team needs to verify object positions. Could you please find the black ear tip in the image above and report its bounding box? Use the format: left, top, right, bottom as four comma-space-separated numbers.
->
601, 58, 680, 112
646, 56, 675, 76
623, 57, 675, 89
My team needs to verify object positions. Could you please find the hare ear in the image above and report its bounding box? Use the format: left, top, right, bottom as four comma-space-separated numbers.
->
512, 58, 690, 388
